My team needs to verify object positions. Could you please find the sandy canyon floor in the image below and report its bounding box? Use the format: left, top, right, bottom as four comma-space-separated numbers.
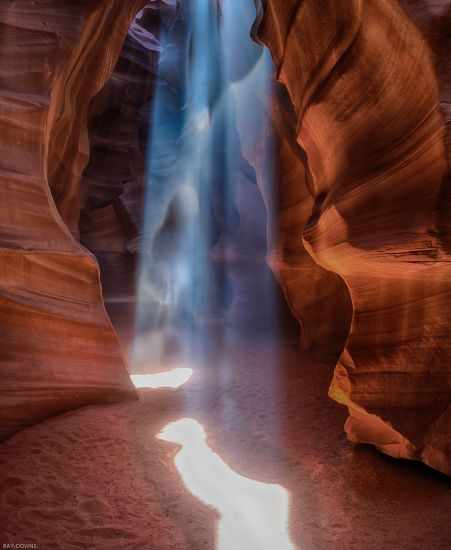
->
1, 314, 451, 550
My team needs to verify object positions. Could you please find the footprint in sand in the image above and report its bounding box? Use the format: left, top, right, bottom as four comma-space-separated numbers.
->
79, 496, 111, 516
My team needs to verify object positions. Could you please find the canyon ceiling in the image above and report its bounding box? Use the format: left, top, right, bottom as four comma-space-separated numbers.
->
0, 0, 451, 477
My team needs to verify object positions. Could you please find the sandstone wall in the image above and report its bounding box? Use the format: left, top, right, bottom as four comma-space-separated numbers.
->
255, 0, 451, 475
0, 0, 145, 440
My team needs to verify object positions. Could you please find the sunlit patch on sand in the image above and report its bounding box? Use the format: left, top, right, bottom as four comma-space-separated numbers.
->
157, 418, 297, 550
130, 368, 193, 389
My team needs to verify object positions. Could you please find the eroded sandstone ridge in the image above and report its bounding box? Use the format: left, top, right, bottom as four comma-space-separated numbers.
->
0, 1, 146, 439
255, 0, 451, 475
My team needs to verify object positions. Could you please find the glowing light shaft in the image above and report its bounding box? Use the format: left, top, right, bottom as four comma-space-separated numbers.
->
131, 368, 193, 389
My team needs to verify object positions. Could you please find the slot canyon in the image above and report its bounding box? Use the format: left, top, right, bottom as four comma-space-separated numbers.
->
1, 1, 451, 549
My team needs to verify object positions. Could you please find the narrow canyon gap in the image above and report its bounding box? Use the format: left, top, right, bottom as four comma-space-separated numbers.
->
1, 1, 451, 549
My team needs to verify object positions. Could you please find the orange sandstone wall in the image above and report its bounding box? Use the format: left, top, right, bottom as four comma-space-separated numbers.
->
0, 0, 145, 440
255, 0, 451, 475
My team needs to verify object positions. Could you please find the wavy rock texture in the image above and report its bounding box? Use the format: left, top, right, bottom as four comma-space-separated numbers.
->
399, 1, 451, 155
78, 10, 160, 347
80, 19, 159, 252
0, 0, 146, 440
269, 85, 353, 361
235, 78, 353, 360
255, 0, 451, 474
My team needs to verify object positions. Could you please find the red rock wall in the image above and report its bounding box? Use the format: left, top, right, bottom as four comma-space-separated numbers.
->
268, 84, 353, 361
79, 16, 160, 349
255, 0, 451, 475
0, 0, 145, 440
